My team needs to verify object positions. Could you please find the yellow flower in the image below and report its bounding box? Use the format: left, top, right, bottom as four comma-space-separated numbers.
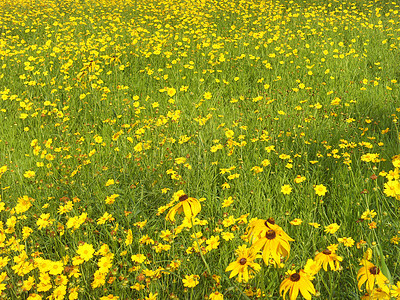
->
76, 243, 95, 262
314, 184, 327, 196
167, 87, 176, 97
145, 292, 158, 300
205, 236, 220, 251
337, 237, 355, 247
294, 175, 306, 183
361, 209, 377, 220
252, 227, 293, 266
203, 92, 212, 100
100, 295, 119, 300
390, 281, 400, 297
357, 260, 388, 293
303, 259, 321, 278
165, 194, 201, 222
281, 184, 292, 195
209, 291, 224, 299
324, 223, 340, 234
225, 245, 261, 282
23, 170, 35, 178
290, 218, 302, 226
221, 232, 234, 241
314, 248, 343, 271
280, 270, 316, 300
308, 222, 320, 228
105, 179, 115, 187
131, 254, 146, 264
182, 274, 199, 288
222, 197, 233, 208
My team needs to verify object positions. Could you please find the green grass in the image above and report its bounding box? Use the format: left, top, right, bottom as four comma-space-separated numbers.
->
0, 0, 400, 299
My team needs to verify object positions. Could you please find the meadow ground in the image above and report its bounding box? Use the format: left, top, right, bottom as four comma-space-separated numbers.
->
0, 0, 400, 299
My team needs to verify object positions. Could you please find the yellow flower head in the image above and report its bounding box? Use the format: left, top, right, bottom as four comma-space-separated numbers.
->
280, 270, 316, 300
165, 193, 201, 223
225, 245, 261, 282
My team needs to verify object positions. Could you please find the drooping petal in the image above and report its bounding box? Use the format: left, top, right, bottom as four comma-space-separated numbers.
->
289, 285, 299, 300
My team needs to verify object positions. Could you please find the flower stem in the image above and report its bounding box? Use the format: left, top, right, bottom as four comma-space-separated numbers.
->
190, 219, 212, 275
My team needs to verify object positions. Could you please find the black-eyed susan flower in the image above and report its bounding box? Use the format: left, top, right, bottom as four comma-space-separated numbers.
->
225, 244, 261, 282
279, 270, 316, 300
314, 246, 343, 271
357, 260, 388, 293
246, 218, 293, 266
165, 192, 201, 223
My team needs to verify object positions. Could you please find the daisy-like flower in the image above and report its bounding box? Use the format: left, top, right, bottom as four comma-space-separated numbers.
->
245, 218, 292, 244
357, 260, 388, 293
249, 219, 294, 266
280, 270, 316, 300
225, 245, 261, 282
390, 281, 400, 298
182, 274, 199, 288
361, 287, 391, 300
324, 223, 340, 234
314, 184, 327, 196
165, 193, 201, 223
314, 248, 343, 271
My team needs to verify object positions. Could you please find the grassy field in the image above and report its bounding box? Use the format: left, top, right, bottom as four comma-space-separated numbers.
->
0, 0, 400, 299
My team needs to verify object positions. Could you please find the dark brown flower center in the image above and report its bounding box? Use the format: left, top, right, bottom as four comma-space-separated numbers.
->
264, 218, 275, 227
290, 273, 301, 282
239, 258, 247, 265
369, 266, 380, 275
322, 249, 332, 255
179, 194, 189, 202
265, 229, 276, 239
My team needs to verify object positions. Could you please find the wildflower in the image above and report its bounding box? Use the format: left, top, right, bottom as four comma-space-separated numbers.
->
303, 259, 321, 278
280, 270, 316, 300
225, 130, 234, 139
100, 295, 119, 300
182, 274, 199, 288
206, 236, 220, 251
314, 184, 327, 196
165, 193, 201, 222
324, 223, 340, 234
245, 218, 293, 265
314, 248, 343, 271
204, 92, 212, 100
294, 175, 306, 183
308, 222, 320, 228
361, 209, 377, 220
290, 219, 302, 226
251, 225, 293, 266
391, 281, 400, 297
357, 260, 388, 293
383, 180, 400, 197
145, 293, 158, 300
36, 213, 54, 230
131, 254, 146, 264
209, 291, 224, 299
125, 229, 133, 245
221, 232, 234, 241
167, 87, 176, 97
76, 243, 95, 262
337, 237, 355, 247
49, 261, 64, 275
23, 170, 35, 178
225, 245, 261, 282
222, 197, 233, 208
105, 179, 115, 186
281, 184, 292, 195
